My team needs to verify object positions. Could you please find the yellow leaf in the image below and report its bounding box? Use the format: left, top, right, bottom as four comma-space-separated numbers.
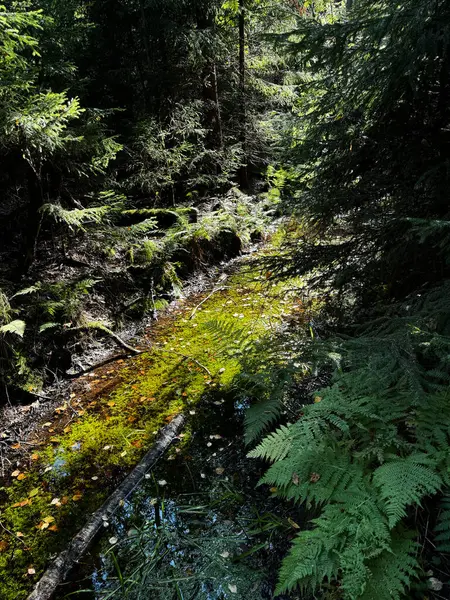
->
72, 494, 82, 502
107, 401, 115, 407
17, 473, 27, 481
314, 396, 322, 403
31, 454, 39, 461
288, 517, 300, 530
29, 488, 40, 498
16, 532, 24, 538
44, 516, 55, 523
48, 525, 58, 532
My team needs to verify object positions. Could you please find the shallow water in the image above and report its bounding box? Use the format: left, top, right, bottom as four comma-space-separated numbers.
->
1, 249, 307, 600
56, 391, 302, 600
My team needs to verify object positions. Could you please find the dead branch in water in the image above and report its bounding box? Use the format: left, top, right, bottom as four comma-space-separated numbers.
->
27, 413, 186, 600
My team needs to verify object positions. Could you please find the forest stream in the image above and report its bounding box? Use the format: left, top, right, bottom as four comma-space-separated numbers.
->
1, 244, 308, 600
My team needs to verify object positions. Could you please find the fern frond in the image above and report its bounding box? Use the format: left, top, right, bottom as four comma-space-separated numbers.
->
360, 532, 419, 600
41, 203, 111, 230
373, 454, 443, 527
434, 492, 450, 552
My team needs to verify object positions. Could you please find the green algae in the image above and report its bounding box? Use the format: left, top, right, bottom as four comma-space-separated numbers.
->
0, 255, 303, 600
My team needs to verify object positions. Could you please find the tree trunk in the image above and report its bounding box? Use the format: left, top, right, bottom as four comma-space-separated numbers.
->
238, 0, 249, 189
21, 168, 44, 274
197, 11, 223, 150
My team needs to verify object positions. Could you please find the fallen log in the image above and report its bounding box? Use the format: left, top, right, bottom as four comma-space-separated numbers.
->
27, 413, 186, 600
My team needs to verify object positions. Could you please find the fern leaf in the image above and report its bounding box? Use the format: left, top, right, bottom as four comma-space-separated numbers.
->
373, 454, 443, 527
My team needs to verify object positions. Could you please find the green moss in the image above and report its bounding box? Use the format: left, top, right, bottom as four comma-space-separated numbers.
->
0, 254, 303, 599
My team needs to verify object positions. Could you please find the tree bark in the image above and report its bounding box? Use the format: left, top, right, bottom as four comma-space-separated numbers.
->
238, 0, 249, 189
27, 414, 186, 600
21, 168, 44, 274
197, 11, 223, 150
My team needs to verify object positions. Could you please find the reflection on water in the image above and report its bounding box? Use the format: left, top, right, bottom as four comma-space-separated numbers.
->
57, 396, 297, 600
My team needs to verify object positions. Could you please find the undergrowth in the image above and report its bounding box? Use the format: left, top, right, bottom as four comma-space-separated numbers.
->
0, 255, 302, 600
240, 280, 450, 599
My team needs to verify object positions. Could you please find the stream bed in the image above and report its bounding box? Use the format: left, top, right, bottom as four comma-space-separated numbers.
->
1, 247, 309, 600
56, 390, 301, 600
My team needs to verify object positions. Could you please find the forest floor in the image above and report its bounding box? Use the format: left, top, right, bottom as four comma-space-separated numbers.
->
0, 236, 309, 600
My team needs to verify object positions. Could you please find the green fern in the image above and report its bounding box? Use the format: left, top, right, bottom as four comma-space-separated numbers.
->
373, 454, 443, 528
434, 492, 450, 553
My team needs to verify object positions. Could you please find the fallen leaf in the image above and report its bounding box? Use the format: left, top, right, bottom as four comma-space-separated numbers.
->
228, 584, 237, 594
107, 401, 115, 407
31, 454, 39, 461
0, 541, 9, 552
61, 496, 69, 505
16, 532, 24, 538
43, 516, 55, 524
29, 488, 40, 498
72, 493, 83, 502
220, 551, 230, 558
17, 473, 27, 481
215, 467, 225, 475
27, 568, 36, 575
48, 525, 58, 532
91, 476, 99, 481
63, 426, 71, 434
42, 422, 52, 428
50, 498, 60, 506
314, 396, 322, 403
49, 437, 59, 444
157, 480, 167, 487
292, 473, 299, 486
288, 517, 300, 530
19, 499, 30, 507
310, 473, 321, 483
11, 443, 21, 449
109, 536, 118, 545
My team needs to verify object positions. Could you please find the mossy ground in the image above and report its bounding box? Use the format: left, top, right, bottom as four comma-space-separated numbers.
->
0, 250, 304, 600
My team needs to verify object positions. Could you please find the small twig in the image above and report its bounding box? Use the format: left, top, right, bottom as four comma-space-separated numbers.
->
64, 323, 142, 355
189, 280, 229, 321
0, 519, 27, 547
172, 352, 212, 377
4, 385, 12, 408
